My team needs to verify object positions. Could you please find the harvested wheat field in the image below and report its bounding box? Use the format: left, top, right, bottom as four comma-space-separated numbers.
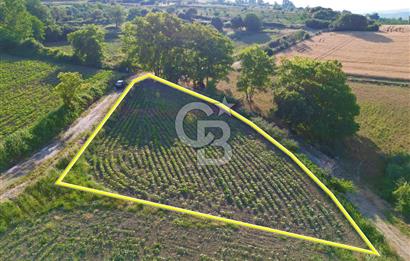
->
278, 25, 410, 80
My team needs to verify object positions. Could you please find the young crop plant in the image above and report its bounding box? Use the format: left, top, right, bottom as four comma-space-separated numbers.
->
56, 74, 379, 256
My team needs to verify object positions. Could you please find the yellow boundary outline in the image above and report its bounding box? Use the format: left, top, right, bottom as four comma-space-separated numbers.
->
56, 73, 379, 256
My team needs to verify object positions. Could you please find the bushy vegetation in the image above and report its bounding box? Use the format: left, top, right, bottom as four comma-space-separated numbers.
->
122, 12, 233, 86
264, 30, 310, 55
244, 13, 262, 32
381, 153, 410, 219
0, 0, 45, 46
237, 46, 275, 103
331, 13, 379, 31
274, 57, 360, 143
304, 7, 379, 31
68, 25, 105, 66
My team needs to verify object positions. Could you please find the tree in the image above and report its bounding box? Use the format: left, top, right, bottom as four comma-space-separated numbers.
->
183, 23, 233, 87
68, 25, 105, 66
211, 17, 223, 32
55, 72, 83, 110
282, 0, 295, 10
231, 16, 244, 30
237, 46, 275, 103
122, 13, 185, 79
393, 182, 410, 219
25, 0, 51, 23
244, 13, 261, 32
108, 4, 126, 28
274, 57, 360, 142
331, 13, 376, 31
122, 13, 233, 85
127, 8, 139, 21
367, 13, 380, 20
0, 0, 44, 44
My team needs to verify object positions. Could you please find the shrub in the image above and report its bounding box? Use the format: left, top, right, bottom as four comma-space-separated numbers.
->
331, 13, 377, 31
274, 57, 360, 143
393, 182, 410, 219
211, 17, 223, 32
244, 13, 262, 32
305, 19, 330, 29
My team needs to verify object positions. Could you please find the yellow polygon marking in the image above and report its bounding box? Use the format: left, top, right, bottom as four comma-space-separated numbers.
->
56, 73, 379, 256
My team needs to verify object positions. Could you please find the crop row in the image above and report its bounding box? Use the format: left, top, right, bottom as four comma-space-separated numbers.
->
80, 83, 356, 243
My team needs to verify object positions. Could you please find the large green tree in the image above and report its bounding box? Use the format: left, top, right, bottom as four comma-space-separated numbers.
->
183, 23, 233, 87
274, 57, 360, 142
244, 13, 262, 32
122, 13, 185, 80
122, 13, 233, 86
237, 46, 275, 103
108, 4, 126, 28
231, 16, 244, 31
0, 0, 44, 44
55, 72, 84, 111
68, 25, 105, 66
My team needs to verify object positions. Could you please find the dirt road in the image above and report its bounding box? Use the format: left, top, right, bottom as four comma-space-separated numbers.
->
348, 187, 410, 260
0, 92, 120, 201
302, 145, 410, 260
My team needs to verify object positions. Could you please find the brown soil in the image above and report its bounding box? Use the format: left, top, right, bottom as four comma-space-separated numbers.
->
277, 25, 410, 80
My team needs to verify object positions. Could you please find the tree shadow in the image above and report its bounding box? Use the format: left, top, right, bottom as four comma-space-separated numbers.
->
339, 31, 393, 43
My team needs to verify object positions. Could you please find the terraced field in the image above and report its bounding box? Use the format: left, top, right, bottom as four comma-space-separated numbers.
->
68, 80, 365, 247
0, 54, 106, 137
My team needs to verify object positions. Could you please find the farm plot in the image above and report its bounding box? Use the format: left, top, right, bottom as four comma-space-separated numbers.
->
277, 25, 410, 80
352, 82, 410, 154
67, 80, 365, 248
0, 207, 334, 260
0, 54, 108, 138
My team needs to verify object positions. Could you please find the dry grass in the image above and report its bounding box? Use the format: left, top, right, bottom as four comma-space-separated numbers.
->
277, 25, 410, 80
217, 73, 410, 155
351, 82, 410, 154
217, 71, 274, 116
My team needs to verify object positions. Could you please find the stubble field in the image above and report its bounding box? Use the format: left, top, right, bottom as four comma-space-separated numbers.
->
277, 25, 410, 80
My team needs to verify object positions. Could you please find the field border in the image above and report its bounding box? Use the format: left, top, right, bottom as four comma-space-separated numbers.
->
56, 73, 379, 256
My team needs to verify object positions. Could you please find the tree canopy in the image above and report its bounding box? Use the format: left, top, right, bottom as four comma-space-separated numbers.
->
237, 46, 275, 103
231, 16, 244, 30
331, 13, 378, 31
274, 57, 360, 142
211, 17, 223, 32
244, 13, 262, 32
0, 0, 45, 45
55, 72, 84, 110
108, 4, 126, 28
68, 25, 105, 66
122, 13, 233, 86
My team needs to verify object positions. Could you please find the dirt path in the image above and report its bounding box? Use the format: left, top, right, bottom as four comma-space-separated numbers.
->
302, 146, 410, 260
347, 187, 410, 260
0, 92, 120, 201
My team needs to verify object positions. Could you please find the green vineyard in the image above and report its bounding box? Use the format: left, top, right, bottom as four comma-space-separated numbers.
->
0, 54, 62, 137
0, 54, 108, 137
68, 80, 365, 248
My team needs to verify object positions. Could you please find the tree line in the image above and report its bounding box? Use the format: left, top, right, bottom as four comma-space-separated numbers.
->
1, 3, 361, 147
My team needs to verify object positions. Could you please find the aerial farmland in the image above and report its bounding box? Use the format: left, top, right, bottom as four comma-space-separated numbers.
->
0, 0, 409, 259
278, 25, 410, 80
